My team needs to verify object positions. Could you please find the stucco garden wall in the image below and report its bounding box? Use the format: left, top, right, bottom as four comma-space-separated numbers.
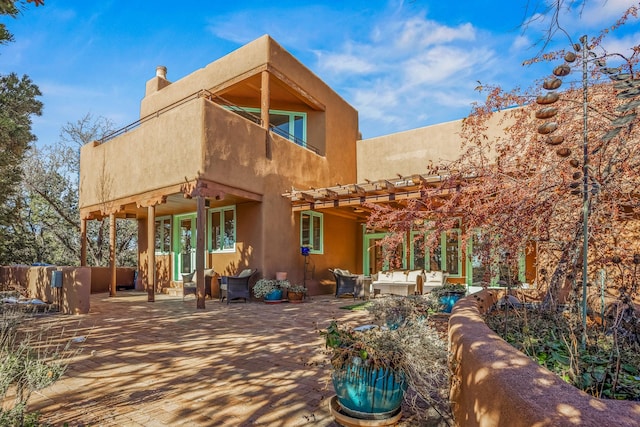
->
1, 266, 91, 314
449, 290, 640, 426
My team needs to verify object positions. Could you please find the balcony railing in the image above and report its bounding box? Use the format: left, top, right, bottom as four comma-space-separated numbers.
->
97, 89, 320, 155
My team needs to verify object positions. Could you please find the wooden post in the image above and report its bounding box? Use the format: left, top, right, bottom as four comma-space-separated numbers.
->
196, 196, 206, 309
80, 218, 87, 266
147, 205, 156, 302
109, 214, 116, 297
261, 70, 271, 158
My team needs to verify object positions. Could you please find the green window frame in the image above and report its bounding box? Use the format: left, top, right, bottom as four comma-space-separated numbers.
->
410, 231, 429, 270
154, 216, 172, 254
411, 229, 462, 276
465, 230, 527, 286
240, 107, 307, 147
301, 210, 323, 254
208, 206, 236, 252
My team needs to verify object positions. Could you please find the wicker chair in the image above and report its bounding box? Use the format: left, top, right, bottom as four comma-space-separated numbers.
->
182, 271, 196, 300
220, 268, 256, 304
330, 269, 357, 299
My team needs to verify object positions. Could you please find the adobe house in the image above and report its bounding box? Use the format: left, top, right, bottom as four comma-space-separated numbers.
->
78, 35, 535, 305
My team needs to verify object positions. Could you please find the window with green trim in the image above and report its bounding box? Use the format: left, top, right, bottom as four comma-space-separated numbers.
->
154, 216, 171, 254
410, 231, 428, 270
239, 107, 307, 147
209, 206, 236, 252
301, 211, 323, 254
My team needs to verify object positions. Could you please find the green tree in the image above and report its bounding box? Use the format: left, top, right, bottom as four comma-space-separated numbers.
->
0, 73, 43, 264
17, 114, 138, 266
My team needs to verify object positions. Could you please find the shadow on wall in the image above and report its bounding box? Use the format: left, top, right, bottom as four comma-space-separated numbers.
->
449, 290, 640, 427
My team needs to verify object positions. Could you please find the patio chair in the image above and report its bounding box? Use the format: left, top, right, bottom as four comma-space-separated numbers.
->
182, 269, 216, 300
330, 268, 357, 299
220, 268, 257, 304
182, 271, 196, 300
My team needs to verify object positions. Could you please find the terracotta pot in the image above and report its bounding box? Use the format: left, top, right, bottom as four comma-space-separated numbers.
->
288, 291, 304, 303
276, 272, 287, 280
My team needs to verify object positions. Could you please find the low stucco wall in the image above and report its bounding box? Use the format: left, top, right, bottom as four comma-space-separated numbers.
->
448, 290, 640, 426
90, 267, 138, 293
1, 266, 91, 314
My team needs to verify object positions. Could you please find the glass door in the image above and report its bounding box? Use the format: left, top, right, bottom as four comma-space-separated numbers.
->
173, 214, 197, 281
363, 233, 406, 275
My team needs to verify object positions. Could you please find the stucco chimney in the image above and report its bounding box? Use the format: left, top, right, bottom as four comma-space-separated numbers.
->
156, 65, 167, 80
145, 66, 171, 97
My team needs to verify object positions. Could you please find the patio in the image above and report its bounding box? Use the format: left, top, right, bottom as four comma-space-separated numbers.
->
27, 293, 373, 426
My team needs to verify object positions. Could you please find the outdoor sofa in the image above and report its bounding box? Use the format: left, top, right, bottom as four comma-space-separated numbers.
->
371, 269, 426, 296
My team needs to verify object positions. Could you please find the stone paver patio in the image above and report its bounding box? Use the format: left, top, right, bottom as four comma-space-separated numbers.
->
27, 292, 372, 426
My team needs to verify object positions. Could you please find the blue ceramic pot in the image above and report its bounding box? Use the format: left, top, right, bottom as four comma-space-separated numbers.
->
264, 289, 282, 302
332, 362, 406, 420
439, 291, 465, 313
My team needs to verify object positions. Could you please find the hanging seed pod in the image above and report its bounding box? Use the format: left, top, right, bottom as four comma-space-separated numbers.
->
536, 92, 560, 104
595, 59, 606, 67
535, 107, 558, 119
553, 64, 571, 77
564, 51, 577, 63
570, 189, 581, 196
543, 78, 562, 90
611, 113, 637, 127
633, 254, 640, 265
601, 67, 621, 75
538, 122, 558, 134
569, 181, 581, 189
602, 127, 621, 142
569, 159, 580, 168
615, 99, 640, 112
572, 171, 582, 180
611, 73, 632, 81
612, 255, 622, 264
556, 147, 571, 157
617, 88, 640, 99
546, 135, 564, 145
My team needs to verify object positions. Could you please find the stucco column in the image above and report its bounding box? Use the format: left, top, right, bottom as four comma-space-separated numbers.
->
261, 70, 271, 158
109, 214, 116, 297
80, 218, 87, 266
196, 196, 206, 309
147, 205, 156, 302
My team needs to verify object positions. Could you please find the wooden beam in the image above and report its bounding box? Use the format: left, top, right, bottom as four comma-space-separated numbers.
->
147, 205, 156, 302
196, 196, 206, 309
324, 189, 339, 200
300, 192, 316, 203
109, 214, 116, 297
352, 184, 366, 196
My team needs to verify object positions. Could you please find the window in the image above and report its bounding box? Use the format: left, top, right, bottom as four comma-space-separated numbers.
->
209, 206, 236, 252
154, 216, 171, 254
412, 229, 461, 276
444, 230, 461, 276
239, 107, 307, 147
301, 211, 323, 254
410, 231, 428, 270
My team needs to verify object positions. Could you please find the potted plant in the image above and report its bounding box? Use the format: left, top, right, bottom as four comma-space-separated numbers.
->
323, 320, 407, 421
287, 284, 306, 303
322, 297, 451, 424
430, 283, 467, 313
252, 279, 284, 303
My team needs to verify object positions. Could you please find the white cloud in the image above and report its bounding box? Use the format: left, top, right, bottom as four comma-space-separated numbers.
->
580, 0, 638, 26
316, 51, 376, 74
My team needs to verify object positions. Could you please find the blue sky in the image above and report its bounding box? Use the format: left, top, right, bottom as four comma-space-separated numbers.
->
2, 0, 639, 145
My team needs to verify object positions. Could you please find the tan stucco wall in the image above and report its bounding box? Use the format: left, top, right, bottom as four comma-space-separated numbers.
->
80, 100, 205, 210
449, 290, 640, 426
357, 108, 512, 182
357, 120, 464, 182
1, 266, 91, 314
89, 267, 137, 293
